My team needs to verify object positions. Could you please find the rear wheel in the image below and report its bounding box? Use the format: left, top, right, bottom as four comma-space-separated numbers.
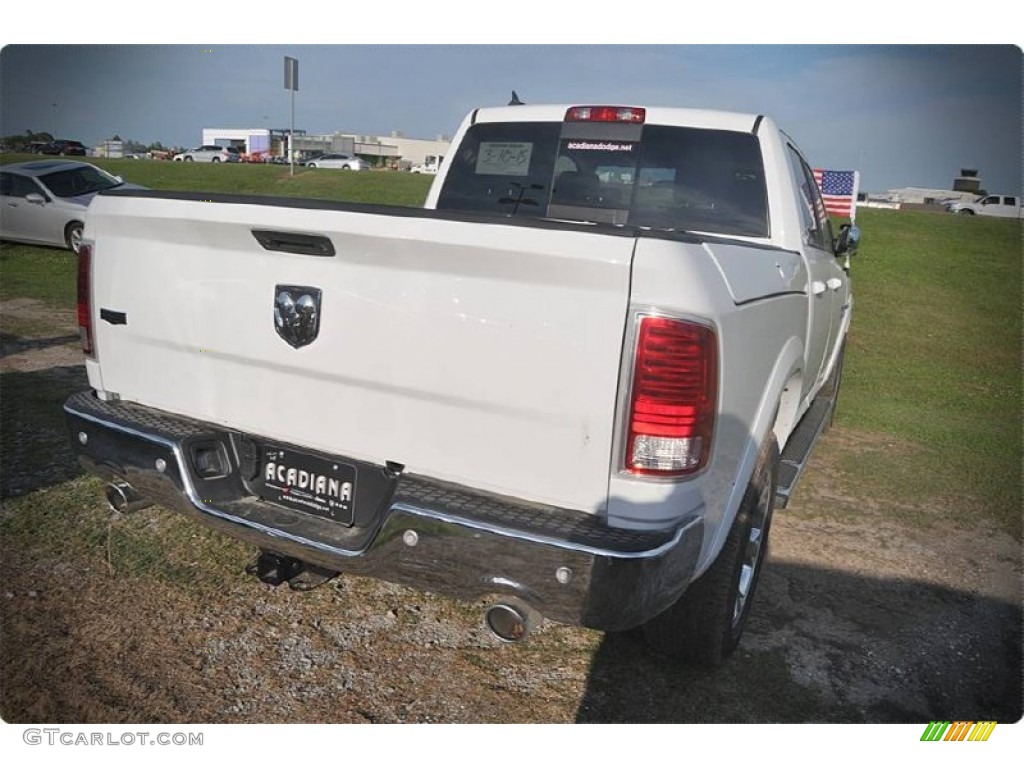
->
65, 221, 84, 254
642, 437, 778, 666
211, 157, 220, 163
958, 209, 974, 215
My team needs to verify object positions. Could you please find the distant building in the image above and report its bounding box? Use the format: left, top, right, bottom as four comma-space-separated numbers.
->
879, 187, 977, 205
870, 168, 987, 207
363, 132, 451, 167
93, 140, 124, 159
199, 127, 449, 167
953, 168, 981, 194
314, 131, 451, 168
202, 128, 275, 160
292, 133, 356, 157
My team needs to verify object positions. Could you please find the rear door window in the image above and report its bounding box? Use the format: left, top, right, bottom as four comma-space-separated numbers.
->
785, 145, 831, 251
1, 172, 43, 198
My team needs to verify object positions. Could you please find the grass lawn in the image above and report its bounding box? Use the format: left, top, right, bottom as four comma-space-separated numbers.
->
834, 209, 1021, 534
0, 153, 434, 207
0, 244, 78, 308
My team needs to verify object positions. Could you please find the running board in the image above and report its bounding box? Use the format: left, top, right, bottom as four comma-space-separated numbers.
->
775, 396, 835, 509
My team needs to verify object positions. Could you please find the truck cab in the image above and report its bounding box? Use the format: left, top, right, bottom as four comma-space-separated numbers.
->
410, 155, 444, 174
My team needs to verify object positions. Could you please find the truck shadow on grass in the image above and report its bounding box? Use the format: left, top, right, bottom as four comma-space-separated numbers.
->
0, 333, 81, 358
575, 559, 1022, 723
0, 331, 80, 358
0, 365, 88, 498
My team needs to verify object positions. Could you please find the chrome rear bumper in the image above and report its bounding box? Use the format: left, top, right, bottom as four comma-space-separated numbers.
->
64, 390, 703, 631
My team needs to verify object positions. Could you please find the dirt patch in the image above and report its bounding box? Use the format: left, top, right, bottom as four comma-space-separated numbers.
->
1, 302, 87, 498
1, 297, 82, 376
0, 318, 1020, 723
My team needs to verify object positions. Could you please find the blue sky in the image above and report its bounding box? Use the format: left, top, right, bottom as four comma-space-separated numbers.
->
1, 43, 1020, 194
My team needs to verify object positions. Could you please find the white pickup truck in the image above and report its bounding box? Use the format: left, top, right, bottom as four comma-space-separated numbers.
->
947, 194, 1022, 218
65, 104, 855, 665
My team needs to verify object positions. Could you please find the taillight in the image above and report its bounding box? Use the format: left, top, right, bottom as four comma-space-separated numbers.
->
565, 106, 646, 124
77, 244, 94, 357
625, 316, 717, 476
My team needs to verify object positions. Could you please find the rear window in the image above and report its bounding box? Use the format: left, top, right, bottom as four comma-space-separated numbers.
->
437, 121, 768, 238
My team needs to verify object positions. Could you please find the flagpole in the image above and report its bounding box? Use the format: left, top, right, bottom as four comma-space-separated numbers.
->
850, 171, 861, 224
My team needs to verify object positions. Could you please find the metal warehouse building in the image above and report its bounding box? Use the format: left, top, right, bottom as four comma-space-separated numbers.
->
201, 127, 449, 167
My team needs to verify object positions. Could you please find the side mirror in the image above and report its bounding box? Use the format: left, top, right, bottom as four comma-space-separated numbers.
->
25, 192, 47, 205
835, 223, 860, 257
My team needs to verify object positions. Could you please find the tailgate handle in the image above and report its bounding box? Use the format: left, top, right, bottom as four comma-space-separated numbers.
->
252, 230, 335, 257
100, 308, 127, 325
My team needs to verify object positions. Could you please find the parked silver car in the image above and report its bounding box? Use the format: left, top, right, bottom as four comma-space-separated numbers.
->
305, 153, 369, 171
0, 160, 145, 253
173, 145, 239, 163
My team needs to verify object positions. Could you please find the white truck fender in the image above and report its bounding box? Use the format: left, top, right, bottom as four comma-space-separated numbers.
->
695, 333, 804, 576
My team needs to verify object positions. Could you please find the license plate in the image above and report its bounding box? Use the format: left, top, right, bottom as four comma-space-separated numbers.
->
259, 444, 356, 524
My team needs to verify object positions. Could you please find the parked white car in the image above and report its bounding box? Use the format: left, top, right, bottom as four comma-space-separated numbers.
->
173, 146, 239, 163
305, 153, 369, 171
947, 194, 1022, 218
0, 160, 144, 253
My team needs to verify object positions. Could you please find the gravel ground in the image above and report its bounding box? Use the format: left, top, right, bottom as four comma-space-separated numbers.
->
1, 301, 1020, 726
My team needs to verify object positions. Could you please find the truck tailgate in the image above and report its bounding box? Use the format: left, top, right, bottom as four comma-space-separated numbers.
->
85, 194, 635, 513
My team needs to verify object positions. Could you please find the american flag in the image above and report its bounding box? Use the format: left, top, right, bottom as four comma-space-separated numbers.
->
813, 169, 859, 219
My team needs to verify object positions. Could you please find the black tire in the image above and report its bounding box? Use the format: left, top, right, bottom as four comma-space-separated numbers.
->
958, 209, 974, 215
211, 157, 220, 163
64, 221, 84, 254
642, 437, 778, 666
307, 163, 317, 169
185, 156, 193, 162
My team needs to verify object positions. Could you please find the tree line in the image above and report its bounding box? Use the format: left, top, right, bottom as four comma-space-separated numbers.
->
2, 131, 175, 154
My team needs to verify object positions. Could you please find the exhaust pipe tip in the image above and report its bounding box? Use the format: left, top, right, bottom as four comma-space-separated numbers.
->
485, 602, 538, 643
105, 481, 151, 514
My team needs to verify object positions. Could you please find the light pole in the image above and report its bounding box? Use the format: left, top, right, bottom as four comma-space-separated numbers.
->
51, 103, 57, 139
284, 57, 298, 176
